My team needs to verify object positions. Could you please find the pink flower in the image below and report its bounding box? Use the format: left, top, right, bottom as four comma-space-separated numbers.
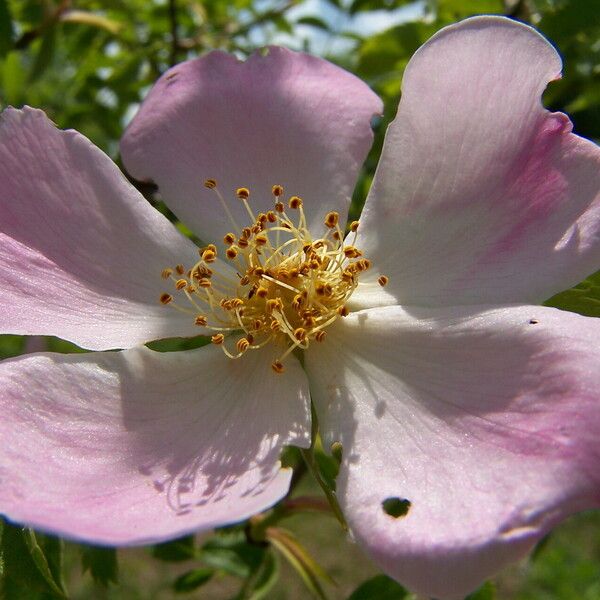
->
1, 15, 599, 599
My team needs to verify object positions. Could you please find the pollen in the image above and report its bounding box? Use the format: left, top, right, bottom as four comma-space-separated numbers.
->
324, 211, 339, 228
236, 187, 250, 200
289, 196, 303, 209
160, 293, 173, 305
159, 181, 387, 373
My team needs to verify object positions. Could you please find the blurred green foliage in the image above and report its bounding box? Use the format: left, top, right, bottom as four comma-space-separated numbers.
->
0, 0, 599, 598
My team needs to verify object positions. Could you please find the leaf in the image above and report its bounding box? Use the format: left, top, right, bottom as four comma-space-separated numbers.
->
544, 270, 600, 317
464, 581, 496, 600
247, 550, 279, 600
81, 545, 118, 586
347, 574, 409, 600
152, 535, 196, 562
22, 529, 67, 598
297, 16, 330, 30
0, 521, 66, 599
60, 10, 123, 35
173, 567, 214, 593
200, 530, 265, 578
267, 528, 332, 600
28, 26, 57, 82
0, 0, 14, 57
0, 51, 24, 106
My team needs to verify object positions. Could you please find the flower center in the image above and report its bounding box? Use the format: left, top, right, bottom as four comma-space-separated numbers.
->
159, 181, 388, 373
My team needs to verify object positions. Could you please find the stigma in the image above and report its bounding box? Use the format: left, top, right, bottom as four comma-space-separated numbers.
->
160, 181, 387, 373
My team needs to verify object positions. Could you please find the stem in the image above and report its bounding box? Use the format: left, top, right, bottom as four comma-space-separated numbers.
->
300, 402, 348, 531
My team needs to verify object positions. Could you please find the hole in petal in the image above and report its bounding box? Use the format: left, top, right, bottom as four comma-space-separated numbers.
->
382, 497, 411, 518
529, 319, 539, 325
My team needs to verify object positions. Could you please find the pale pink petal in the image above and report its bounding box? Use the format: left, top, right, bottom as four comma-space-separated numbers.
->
305, 304, 600, 599
120, 48, 382, 246
0, 345, 310, 544
0, 107, 206, 350
352, 16, 600, 309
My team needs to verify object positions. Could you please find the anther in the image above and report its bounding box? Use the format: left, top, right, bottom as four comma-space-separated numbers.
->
238, 238, 249, 248
275, 201, 284, 213
294, 328, 307, 341
255, 235, 268, 246
337, 306, 349, 317
291, 295, 303, 311
266, 298, 282, 313
236, 187, 250, 200
378, 275, 389, 287
161, 268, 173, 279
211, 333, 225, 345
198, 278, 212, 288
271, 360, 284, 374
237, 338, 250, 353
344, 246, 362, 258
333, 231, 341, 240
267, 211, 277, 223
350, 220, 359, 232
289, 196, 303, 209
256, 287, 269, 298
195, 315, 208, 326
204, 178, 217, 189
160, 293, 173, 305
272, 184, 284, 197
315, 330, 327, 342
242, 227, 252, 239
324, 211, 339, 228
224, 233, 236, 245
202, 249, 217, 263
175, 279, 187, 290
175, 264, 185, 275
226, 248, 238, 259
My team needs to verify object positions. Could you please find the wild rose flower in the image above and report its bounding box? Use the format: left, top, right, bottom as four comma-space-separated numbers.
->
1, 15, 599, 599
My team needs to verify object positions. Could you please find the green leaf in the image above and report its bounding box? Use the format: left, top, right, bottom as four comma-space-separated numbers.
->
200, 529, 265, 578
436, 0, 504, 20
347, 574, 409, 600
152, 535, 196, 562
0, 51, 24, 107
314, 445, 340, 492
247, 550, 279, 600
81, 545, 118, 586
173, 567, 214, 593
0, 0, 14, 57
28, 25, 57, 82
0, 521, 66, 599
544, 270, 600, 317
297, 16, 330, 30
464, 581, 496, 600
60, 10, 123, 35
267, 528, 332, 600
22, 529, 67, 597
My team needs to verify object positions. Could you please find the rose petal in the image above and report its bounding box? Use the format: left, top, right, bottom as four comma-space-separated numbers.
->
121, 47, 382, 245
352, 16, 600, 309
0, 107, 205, 350
305, 304, 600, 599
0, 345, 310, 544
